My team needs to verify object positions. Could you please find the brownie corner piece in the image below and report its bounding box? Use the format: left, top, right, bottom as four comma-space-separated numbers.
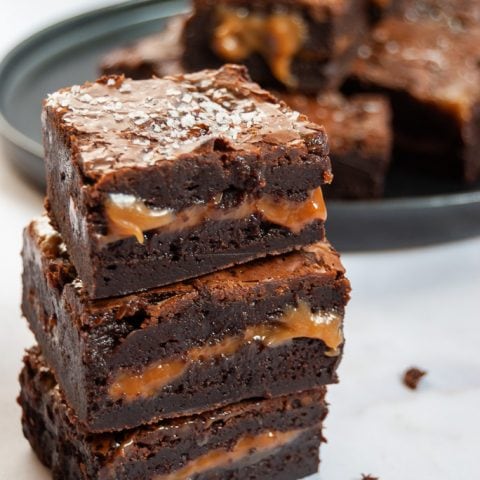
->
183, 0, 368, 92
42, 64, 332, 298
20, 347, 328, 480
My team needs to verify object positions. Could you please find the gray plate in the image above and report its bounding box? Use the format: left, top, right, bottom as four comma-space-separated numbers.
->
1, 0, 479, 251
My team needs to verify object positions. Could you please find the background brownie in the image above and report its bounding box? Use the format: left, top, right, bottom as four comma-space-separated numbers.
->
22, 217, 350, 432
101, 15, 187, 79
344, 17, 480, 184
182, 0, 367, 92
278, 92, 392, 199
43, 65, 332, 299
19, 348, 328, 480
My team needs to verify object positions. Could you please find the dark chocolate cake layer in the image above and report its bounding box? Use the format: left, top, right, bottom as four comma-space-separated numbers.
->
182, 0, 367, 92
22, 216, 350, 432
19, 348, 327, 480
43, 65, 332, 298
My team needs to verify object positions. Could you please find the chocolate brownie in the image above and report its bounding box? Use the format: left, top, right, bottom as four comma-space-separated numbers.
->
182, 0, 367, 92
345, 17, 480, 184
278, 92, 392, 199
22, 216, 350, 432
19, 348, 328, 480
101, 16, 187, 80
399, 0, 480, 27
43, 65, 332, 299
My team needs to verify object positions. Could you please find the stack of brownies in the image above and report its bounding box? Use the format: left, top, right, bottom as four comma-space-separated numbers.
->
19, 65, 351, 479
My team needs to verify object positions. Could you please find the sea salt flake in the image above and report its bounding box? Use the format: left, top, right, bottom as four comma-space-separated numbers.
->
119, 83, 132, 93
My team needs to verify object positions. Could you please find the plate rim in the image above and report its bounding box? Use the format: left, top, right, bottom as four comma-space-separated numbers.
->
1, 0, 480, 210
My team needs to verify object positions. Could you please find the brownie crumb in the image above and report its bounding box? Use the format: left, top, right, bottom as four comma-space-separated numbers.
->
403, 367, 427, 390
361, 475, 379, 480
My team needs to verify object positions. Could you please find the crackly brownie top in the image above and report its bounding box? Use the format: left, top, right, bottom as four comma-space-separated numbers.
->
353, 17, 480, 120
44, 64, 327, 177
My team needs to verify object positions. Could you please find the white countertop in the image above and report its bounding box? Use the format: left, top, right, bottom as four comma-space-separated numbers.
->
1, 2, 479, 479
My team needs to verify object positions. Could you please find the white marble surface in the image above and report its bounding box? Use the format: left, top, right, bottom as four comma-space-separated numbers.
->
1, 2, 480, 479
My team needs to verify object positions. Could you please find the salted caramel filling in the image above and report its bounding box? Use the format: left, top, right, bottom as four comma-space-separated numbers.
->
105, 187, 326, 244
108, 300, 343, 401
154, 429, 303, 480
213, 7, 307, 87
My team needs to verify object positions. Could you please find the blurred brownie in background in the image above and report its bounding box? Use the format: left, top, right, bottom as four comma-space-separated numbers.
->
182, 0, 368, 92
101, 16, 186, 79
345, 16, 480, 184
278, 92, 392, 199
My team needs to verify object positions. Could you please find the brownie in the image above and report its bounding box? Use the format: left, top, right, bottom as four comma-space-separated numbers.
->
19, 348, 328, 480
399, 0, 480, 27
278, 92, 392, 199
344, 17, 480, 184
101, 16, 187, 80
43, 65, 333, 299
182, 0, 368, 92
22, 216, 350, 432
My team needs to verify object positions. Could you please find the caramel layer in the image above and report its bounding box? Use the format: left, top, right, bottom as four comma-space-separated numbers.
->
109, 300, 343, 401
213, 7, 307, 87
105, 188, 326, 244
154, 429, 302, 480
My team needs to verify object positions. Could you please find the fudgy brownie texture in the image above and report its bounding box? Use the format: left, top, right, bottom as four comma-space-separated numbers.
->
277, 92, 392, 199
101, 16, 187, 80
43, 64, 332, 299
344, 16, 480, 184
22, 217, 350, 432
19, 348, 328, 480
182, 0, 367, 92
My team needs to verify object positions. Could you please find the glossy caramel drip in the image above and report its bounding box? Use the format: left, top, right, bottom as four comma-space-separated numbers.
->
108, 300, 342, 401
213, 7, 307, 87
105, 188, 326, 244
257, 187, 326, 234
154, 429, 302, 480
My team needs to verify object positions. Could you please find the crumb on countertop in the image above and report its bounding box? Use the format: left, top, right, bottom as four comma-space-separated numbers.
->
403, 367, 427, 390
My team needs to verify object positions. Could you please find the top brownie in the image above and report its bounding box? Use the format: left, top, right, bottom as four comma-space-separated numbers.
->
43, 65, 332, 298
